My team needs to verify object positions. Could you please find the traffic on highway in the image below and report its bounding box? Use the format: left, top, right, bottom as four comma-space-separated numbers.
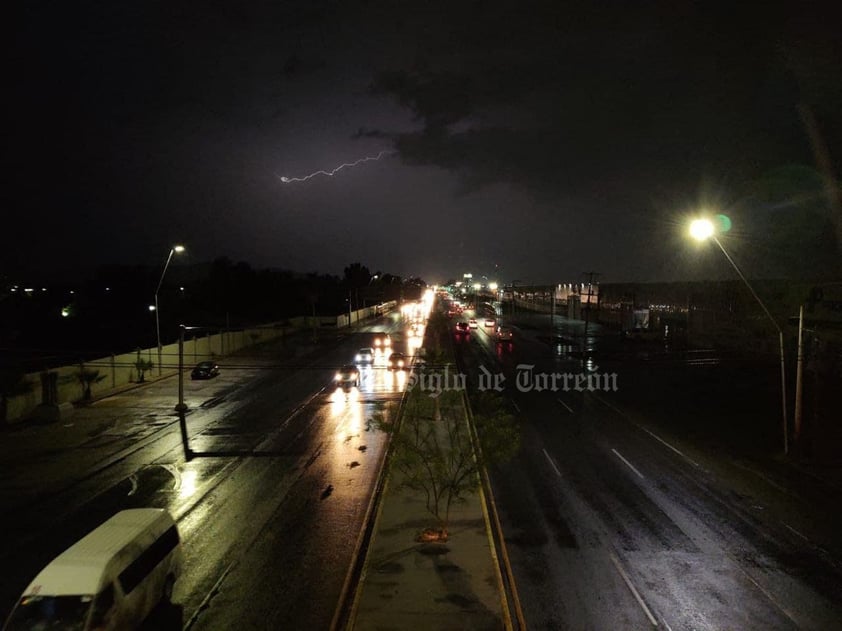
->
2, 287, 842, 630
0, 296, 435, 631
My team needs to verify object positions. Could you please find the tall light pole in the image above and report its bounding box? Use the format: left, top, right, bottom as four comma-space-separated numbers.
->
155, 244, 185, 375
689, 219, 789, 455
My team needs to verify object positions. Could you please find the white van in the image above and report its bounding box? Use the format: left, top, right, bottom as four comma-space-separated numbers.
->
3, 508, 182, 630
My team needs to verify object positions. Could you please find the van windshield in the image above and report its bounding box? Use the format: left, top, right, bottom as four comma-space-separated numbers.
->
4, 595, 92, 631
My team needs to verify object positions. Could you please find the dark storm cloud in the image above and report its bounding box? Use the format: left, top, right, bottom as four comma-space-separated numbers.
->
367, 2, 810, 192
3, 0, 839, 283
356, 0, 842, 278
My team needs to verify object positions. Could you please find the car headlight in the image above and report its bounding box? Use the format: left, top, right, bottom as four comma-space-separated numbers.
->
354, 355, 361, 362
335, 373, 342, 381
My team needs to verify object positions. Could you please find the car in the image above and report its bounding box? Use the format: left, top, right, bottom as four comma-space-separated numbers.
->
484, 317, 496, 327
334, 364, 360, 387
373, 333, 391, 348
468, 318, 478, 329
191, 360, 219, 379
496, 326, 513, 341
355, 347, 374, 364
388, 352, 408, 370
455, 321, 469, 333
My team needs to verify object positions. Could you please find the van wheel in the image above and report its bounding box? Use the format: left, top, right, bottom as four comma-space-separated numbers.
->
163, 574, 175, 602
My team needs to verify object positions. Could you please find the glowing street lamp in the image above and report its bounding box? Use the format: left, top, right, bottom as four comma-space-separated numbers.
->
155, 245, 186, 375
689, 218, 789, 454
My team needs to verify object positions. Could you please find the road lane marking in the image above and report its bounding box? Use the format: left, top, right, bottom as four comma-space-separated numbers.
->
609, 553, 659, 627
731, 559, 799, 628
782, 522, 808, 542
542, 448, 562, 477
595, 394, 625, 416
612, 448, 645, 479
556, 397, 573, 413
594, 393, 700, 469
638, 426, 700, 468
184, 560, 237, 630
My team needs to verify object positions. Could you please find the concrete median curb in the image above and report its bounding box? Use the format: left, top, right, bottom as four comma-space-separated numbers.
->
343, 392, 513, 630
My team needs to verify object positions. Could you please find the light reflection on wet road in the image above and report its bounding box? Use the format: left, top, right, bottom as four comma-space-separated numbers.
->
0, 313, 422, 630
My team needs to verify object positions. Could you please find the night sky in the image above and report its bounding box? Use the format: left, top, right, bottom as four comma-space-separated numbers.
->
4, 1, 840, 284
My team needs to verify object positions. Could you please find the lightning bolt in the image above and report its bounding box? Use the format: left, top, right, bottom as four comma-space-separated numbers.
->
276, 150, 393, 183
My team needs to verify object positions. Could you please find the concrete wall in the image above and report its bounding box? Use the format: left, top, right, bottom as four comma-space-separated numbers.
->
4, 324, 286, 424
4, 302, 398, 425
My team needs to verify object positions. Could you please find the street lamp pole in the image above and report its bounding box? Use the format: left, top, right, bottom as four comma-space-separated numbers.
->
155, 245, 185, 376
710, 234, 788, 454
690, 220, 788, 454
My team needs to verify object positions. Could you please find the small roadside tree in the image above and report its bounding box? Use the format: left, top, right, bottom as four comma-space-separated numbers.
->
77, 364, 106, 401
134, 349, 154, 383
372, 388, 519, 542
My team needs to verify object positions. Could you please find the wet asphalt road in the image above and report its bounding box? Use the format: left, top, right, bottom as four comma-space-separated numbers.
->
454, 312, 842, 630
0, 315, 415, 629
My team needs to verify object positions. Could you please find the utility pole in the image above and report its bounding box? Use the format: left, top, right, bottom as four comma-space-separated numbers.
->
512, 280, 522, 317
794, 305, 805, 447
551, 284, 556, 328
582, 272, 601, 359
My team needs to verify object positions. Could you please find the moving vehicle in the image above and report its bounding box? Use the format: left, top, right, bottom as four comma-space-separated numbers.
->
355, 347, 374, 364
468, 318, 478, 329
3, 508, 182, 631
334, 364, 360, 387
455, 321, 469, 333
372, 333, 391, 348
387, 352, 408, 370
496, 326, 513, 341
484, 317, 496, 327
191, 360, 219, 380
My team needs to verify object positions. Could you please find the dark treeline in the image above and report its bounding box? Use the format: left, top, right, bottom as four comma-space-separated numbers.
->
0, 258, 426, 363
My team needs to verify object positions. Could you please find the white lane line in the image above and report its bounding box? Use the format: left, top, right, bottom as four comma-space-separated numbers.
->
782, 522, 809, 542
594, 393, 700, 470
612, 448, 645, 480
184, 560, 237, 630
511, 400, 521, 413
609, 553, 659, 627
556, 397, 574, 413
596, 395, 625, 416
638, 426, 700, 468
732, 560, 799, 628
543, 448, 562, 477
